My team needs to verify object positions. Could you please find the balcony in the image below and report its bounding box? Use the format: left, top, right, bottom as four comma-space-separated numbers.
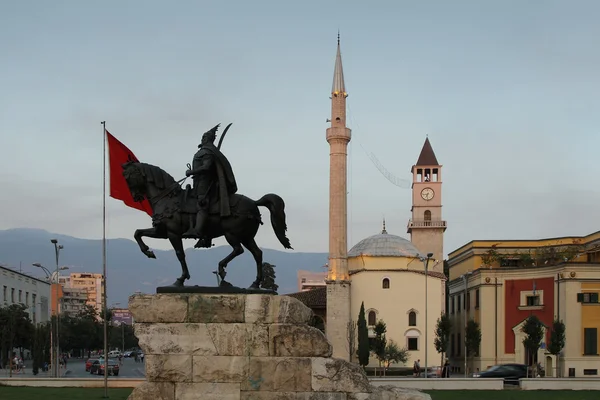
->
407, 219, 447, 230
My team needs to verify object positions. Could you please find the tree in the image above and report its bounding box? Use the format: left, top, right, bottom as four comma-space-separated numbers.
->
522, 315, 545, 370
260, 262, 279, 292
465, 319, 481, 373
0, 304, 34, 371
434, 313, 452, 367
357, 302, 370, 368
380, 340, 410, 375
547, 319, 566, 377
346, 320, 357, 363
372, 320, 387, 368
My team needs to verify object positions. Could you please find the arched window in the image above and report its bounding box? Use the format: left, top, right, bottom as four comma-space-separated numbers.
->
424, 210, 432, 221
368, 311, 377, 326
408, 311, 417, 326
382, 278, 390, 289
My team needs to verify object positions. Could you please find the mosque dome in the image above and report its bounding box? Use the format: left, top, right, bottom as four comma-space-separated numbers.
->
348, 224, 421, 258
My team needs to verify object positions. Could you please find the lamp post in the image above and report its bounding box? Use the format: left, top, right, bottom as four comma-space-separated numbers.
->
33, 261, 67, 378
420, 253, 433, 378
461, 271, 473, 377
51, 239, 64, 378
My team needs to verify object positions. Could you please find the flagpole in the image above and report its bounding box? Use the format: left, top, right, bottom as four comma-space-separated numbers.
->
101, 121, 109, 398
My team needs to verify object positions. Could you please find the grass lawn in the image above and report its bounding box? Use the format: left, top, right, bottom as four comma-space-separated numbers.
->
0, 387, 133, 400
425, 391, 599, 400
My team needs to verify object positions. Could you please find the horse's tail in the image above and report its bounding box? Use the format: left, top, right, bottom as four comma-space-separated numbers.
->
255, 193, 293, 250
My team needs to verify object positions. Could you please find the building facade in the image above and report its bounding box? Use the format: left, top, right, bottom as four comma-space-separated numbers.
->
447, 231, 600, 377
1, 265, 50, 324
68, 272, 104, 315
407, 138, 447, 272
297, 270, 327, 292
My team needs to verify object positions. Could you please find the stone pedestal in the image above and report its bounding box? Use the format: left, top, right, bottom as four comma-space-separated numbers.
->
128, 293, 430, 400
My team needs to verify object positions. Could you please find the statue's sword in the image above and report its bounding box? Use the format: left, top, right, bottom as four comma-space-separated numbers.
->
217, 123, 233, 150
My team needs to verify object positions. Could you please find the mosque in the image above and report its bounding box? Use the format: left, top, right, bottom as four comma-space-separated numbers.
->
288, 37, 448, 369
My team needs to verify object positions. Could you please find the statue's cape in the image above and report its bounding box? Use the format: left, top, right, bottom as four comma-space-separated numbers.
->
201, 143, 238, 216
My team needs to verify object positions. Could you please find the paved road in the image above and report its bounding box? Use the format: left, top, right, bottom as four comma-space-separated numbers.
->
69, 357, 146, 378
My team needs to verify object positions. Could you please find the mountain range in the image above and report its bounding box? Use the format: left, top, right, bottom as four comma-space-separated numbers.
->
0, 228, 328, 306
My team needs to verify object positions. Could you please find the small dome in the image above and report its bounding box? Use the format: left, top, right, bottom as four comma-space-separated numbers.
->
348, 230, 421, 258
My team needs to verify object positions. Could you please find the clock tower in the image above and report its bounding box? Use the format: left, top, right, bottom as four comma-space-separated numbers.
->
407, 137, 447, 271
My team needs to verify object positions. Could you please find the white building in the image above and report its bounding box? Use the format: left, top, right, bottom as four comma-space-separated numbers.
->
1, 265, 51, 324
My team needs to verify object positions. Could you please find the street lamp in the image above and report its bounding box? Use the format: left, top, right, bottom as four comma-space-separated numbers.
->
462, 271, 473, 377
419, 253, 433, 378
33, 261, 67, 378
112, 302, 126, 353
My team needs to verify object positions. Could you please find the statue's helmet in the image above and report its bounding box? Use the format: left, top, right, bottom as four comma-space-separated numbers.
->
200, 124, 219, 147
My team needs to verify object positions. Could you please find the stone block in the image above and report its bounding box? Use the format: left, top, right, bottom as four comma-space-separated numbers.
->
349, 386, 432, 400
269, 324, 332, 357
312, 358, 370, 393
127, 382, 175, 400
187, 294, 245, 323
135, 323, 217, 356
242, 357, 312, 392
241, 393, 347, 400
207, 323, 269, 356
175, 382, 240, 400
245, 295, 313, 324
129, 294, 188, 323
146, 354, 192, 382
193, 355, 247, 383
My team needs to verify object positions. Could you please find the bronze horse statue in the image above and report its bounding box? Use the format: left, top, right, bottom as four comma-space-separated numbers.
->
121, 161, 293, 288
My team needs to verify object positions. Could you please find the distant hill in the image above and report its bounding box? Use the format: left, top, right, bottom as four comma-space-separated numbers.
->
0, 228, 328, 305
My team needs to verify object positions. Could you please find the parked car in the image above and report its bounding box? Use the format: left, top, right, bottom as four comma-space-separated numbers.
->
89, 359, 120, 376
85, 358, 99, 372
474, 363, 527, 383
108, 350, 121, 358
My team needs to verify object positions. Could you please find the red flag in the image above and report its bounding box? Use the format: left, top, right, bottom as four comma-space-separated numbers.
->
106, 131, 153, 216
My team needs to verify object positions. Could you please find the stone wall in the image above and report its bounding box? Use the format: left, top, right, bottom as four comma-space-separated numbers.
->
128, 293, 430, 400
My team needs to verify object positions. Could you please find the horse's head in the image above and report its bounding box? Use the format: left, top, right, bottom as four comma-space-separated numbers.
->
122, 161, 147, 202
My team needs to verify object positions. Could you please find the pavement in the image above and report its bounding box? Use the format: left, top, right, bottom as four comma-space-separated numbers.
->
1, 357, 146, 378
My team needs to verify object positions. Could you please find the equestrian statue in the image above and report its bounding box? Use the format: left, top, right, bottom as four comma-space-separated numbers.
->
121, 123, 293, 290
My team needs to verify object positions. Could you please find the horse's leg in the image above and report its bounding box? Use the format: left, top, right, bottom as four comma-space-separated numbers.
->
168, 233, 190, 286
217, 233, 244, 283
134, 227, 166, 259
242, 237, 263, 289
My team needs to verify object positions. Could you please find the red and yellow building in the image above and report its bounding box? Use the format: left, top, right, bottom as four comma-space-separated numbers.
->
447, 231, 600, 377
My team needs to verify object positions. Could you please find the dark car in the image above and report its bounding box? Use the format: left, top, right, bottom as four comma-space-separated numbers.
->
89, 359, 120, 376
474, 363, 527, 383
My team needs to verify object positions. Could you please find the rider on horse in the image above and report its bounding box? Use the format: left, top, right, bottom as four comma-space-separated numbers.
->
184, 124, 238, 248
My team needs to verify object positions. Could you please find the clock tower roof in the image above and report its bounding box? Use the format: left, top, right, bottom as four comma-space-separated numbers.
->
414, 137, 439, 166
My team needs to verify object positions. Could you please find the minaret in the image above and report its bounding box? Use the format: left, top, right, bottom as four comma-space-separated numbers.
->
326, 33, 352, 360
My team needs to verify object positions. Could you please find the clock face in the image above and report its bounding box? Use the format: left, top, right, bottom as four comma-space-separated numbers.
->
421, 187, 434, 201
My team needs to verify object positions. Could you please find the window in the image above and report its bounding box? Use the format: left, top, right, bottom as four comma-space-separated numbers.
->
467, 292, 471, 311
408, 311, 417, 326
450, 334, 455, 356
382, 278, 390, 289
424, 210, 432, 221
18, 290, 22, 303
584, 328, 598, 355
2, 286, 6, 302
368, 311, 377, 326
25, 292, 29, 306
475, 289, 480, 309
451, 297, 455, 314
526, 296, 540, 306
11, 288, 15, 303
408, 337, 419, 350
577, 293, 600, 304
457, 333, 461, 356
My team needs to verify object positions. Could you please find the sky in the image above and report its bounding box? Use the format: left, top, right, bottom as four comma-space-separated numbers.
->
1, 0, 599, 259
